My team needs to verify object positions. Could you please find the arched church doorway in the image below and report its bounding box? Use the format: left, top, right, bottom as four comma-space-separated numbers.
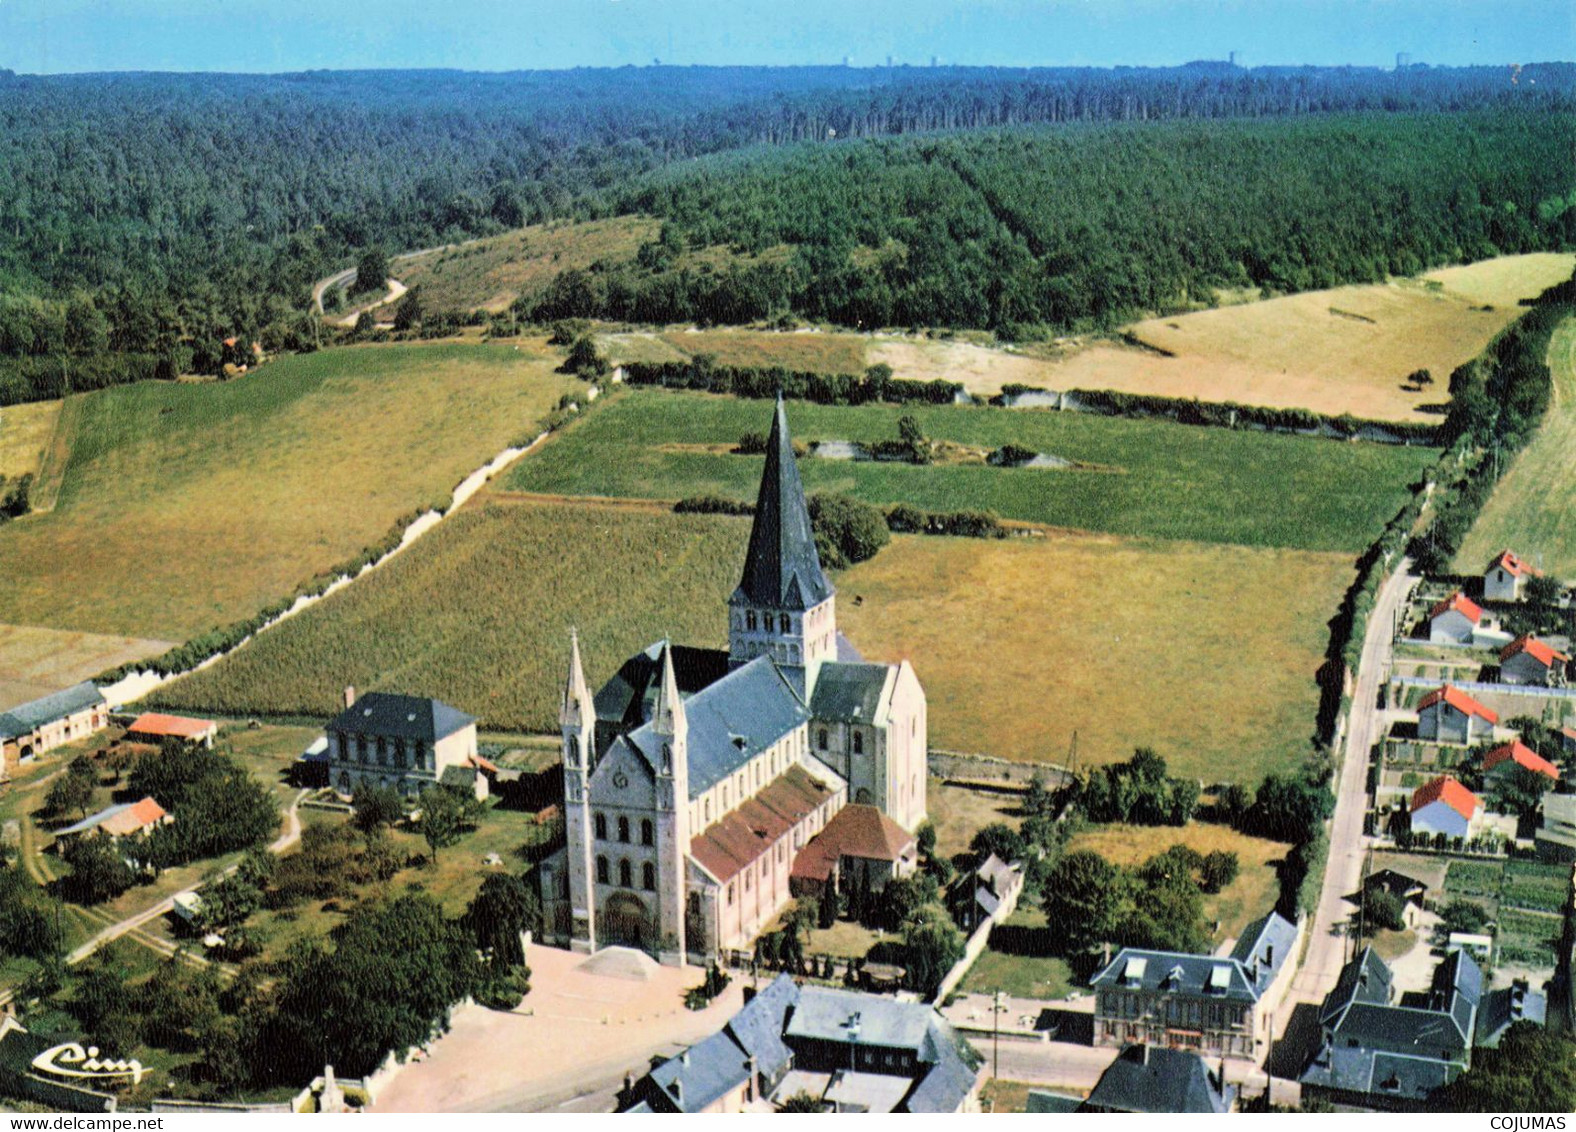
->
854, 787, 872, 804
601, 891, 652, 950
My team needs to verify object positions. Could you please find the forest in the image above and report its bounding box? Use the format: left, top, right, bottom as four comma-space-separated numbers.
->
0, 63, 1572, 404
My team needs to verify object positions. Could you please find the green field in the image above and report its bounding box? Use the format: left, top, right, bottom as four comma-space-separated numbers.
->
1457, 316, 1576, 580
1501, 859, 1569, 915
0, 342, 577, 641
1497, 907, 1562, 969
150, 498, 746, 727
506, 390, 1437, 552
1443, 859, 1503, 902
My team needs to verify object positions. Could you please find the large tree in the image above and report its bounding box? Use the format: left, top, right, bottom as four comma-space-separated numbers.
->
1435, 1023, 1576, 1111
1043, 851, 1127, 954
900, 903, 965, 999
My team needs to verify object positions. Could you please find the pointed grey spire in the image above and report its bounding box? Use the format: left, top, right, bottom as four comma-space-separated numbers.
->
733, 395, 833, 611
652, 640, 685, 737
560, 627, 592, 729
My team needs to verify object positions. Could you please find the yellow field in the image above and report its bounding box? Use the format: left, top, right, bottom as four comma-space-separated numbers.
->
1456, 315, 1576, 579
837, 533, 1353, 784
1068, 821, 1289, 942
396, 216, 659, 313
0, 622, 175, 712
0, 399, 62, 483
1421, 253, 1576, 307
0, 342, 577, 642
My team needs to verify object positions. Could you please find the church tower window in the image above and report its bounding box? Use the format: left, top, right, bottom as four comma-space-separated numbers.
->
779, 614, 790, 633
618, 859, 633, 888
596, 856, 609, 884
617, 816, 630, 843
852, 731, 864, 755
642, 862, 656, 890
641, 818, 654, 846
747, 611, 757, 631
817, 729, 828, 750
594, 813, 607, 840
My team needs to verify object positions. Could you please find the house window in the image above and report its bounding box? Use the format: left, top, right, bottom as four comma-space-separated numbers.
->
747, 611, 757, 631
618, 816, 630, 843
852, 731, 864, 755
619, 859, 633, 888
595, 813, 607, 840
727, 883, 735, 905
744, 870, 751, 892
596, 856, 609, 884
779, 614, 790, 633
357, 735, 368, 762
393, 740, 405, 767
641, 819, 654, 846
642, 862, 656, 891
414, 740, 426, 769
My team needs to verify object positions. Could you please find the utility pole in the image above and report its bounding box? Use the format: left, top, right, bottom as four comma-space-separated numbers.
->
992, 989, 1004, 1081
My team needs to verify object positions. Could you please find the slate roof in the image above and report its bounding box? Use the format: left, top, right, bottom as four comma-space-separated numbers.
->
1025, 1091, 1083, 1113
1365, 868, 1427, 903
328, 691, 474, 742
0, 681, 104, 738
732, 396, 832, 612
57, 796, 168, 838
1475, 983, 1546, 1048
1483, 739, 1559, 780
646, 1027, 752, 1113
1318, 946, 1394, 1029
808, 662, 892, 723
1228, 911, 1298, 995
1085, 1045, 1231, 1114
1418, 685, 1499, 724
902, 1012, 985, 1113
786, 984, 933, 1050
622, 654, 810, 798
1428, 948, 1482, 1043
592, 642, 731, 734
1410, 775, 1479, 821
724, 974, 799, 1081
690, 763, 841, 883
1430, 592, 1483, 624
1091, 947, 1258, 1004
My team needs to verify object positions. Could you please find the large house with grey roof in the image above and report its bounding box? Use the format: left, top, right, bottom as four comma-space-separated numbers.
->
1090, 911, 1298, 1059
620, 975, 980, 1113
324, 688, 481, 800
540, 398, 928, 965
1300, 946, 1482, 1110
0, 682, 108, 778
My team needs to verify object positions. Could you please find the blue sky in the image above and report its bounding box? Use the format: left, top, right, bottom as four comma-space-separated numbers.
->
0, 0, 1567, 74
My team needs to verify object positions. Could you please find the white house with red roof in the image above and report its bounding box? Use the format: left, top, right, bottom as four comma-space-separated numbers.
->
1410, 776, 1481, 840
1499, 635, 1570, 687
125, 712, 218, 749
1428, 592, 1483, 644
1483, 739, 1560, 789
1484, 550, 1541, 602
1417, 685, 1499, 745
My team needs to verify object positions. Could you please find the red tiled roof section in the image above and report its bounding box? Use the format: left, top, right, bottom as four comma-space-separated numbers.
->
102, 796, 168, 836
1483, 740, 1560, 780
127, 712, 215, 738
690, 763, 836, 883
1417, 685, 1499, 724
1501, 635, 1569, 667
1491, 550, 1539, 578
790, 804, 915, 884
1410, 775, 1479, 820
1429, 592, 1482, 624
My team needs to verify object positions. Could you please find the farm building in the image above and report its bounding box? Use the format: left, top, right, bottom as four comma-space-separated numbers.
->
325, 688, 479, 800
1498, 635, 1569, 687
1416, 685, 1498, 744
1483, 550, 1540, 602
1482, 739, 1559, 787
55, 796, 171, 844
787, 802, 918, 900
1427, 592, 1482, 644
125, 712, 217, 749
1536, 794, 1576, 864
1409, 775, 1480, 839
1083, 1045, 1234, 1114
0, 682, 108, 776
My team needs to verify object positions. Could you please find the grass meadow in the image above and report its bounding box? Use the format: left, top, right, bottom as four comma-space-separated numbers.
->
1457, 316, 1576, 579
505, 389, 1436, 553
0, 342, 577, 642
0, 397, 61, 482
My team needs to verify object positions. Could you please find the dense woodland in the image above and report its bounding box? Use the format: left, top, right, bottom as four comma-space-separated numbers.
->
0, 64, 1572, 403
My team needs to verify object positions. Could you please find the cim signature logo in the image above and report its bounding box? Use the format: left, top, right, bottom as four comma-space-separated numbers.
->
30, 1042, 146, 1085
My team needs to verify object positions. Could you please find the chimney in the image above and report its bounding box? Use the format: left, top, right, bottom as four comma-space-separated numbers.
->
344, 685, 356, 709
1138, 1044, 1149, 1066
669, 1079, 682, 1104
680, 1049, 690, 1066
1265, 944, 1274, 968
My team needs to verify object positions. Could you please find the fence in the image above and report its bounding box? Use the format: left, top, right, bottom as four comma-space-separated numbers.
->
928, 750, 1069, 789
1390, 674, 1576, 701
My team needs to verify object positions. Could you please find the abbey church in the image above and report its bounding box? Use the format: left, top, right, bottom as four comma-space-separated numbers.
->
539, 398, 928, 966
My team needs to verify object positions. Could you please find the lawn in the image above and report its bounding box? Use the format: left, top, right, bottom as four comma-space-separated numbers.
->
960, 908, 1076, 1001
1067, 821, 1289, 944
926, 780, 1024, 860
0, 341, 578, 642
0, 397, 61, 481
838, 533, 1352, 781
1456, 315, 1576, 579
505, 388, 1436, 553
150, 498, 747, 729
980, 1080, 1044, 1114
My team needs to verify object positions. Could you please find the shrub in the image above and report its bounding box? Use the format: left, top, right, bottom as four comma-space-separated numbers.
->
808, 493, 890, 568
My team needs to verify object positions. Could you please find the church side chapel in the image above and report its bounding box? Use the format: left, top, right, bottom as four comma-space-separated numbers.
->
539, 397, 928, 965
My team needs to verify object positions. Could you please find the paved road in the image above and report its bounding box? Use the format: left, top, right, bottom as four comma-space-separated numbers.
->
1286, 558, 1416, 1008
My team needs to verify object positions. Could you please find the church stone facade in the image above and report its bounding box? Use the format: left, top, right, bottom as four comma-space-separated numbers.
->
539, 397, 928, 966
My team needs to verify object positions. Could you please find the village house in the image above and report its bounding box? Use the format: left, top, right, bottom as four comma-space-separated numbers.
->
1409, 775, 1480, 839
54, 796, 171, 845
1362, 868, 1428, 929
1300, 947, 1481, 1111
125, 712, 218, 749
1482, 739, 1559, 790
1081, 1045, 1235, 1114
1483, 550, 1540, 602
1475, 979, 1546, 1049
325, 688, 483, 801
1427, 592, 1482, 644
1498, 635, 1569, 687
1089, 911, 1298, 1059
0, 683, 109, 777
949, 853, 1024, 934
1415, 685, 1498, 745
620, 975, 981, 1113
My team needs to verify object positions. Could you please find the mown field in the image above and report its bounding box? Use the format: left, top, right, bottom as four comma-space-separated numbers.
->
0, 342, 578, 642
0, 623, 174, 713
0, 397, 61, 482
840, 532, 1352, 782
505, 389, 1435, 553
150, 498, 747, 726
1456, 315, 1576, 579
